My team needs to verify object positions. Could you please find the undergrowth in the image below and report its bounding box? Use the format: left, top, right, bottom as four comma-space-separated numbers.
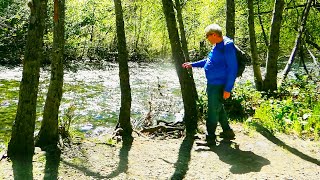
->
197, 77, 320, 140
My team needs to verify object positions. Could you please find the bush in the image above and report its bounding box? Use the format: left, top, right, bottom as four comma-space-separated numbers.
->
197, 81, 262, 122
254, 76, 319, 139
226, 81, 263, 119
197, 77, 320, 140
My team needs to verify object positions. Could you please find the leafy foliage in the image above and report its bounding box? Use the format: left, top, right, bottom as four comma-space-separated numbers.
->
0, 0, 28, 66
1, 0, 319, 66
197, 77, 320, 140
254, 76, 320, 139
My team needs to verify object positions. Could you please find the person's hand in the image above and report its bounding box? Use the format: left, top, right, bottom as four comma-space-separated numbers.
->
182, 62, 192, 69
223, 91, 231, 100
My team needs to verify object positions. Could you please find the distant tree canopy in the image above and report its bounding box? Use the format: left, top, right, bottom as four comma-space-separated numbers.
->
0, 0, 319, 66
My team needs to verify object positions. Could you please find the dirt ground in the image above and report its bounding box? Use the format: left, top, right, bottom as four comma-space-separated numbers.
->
1, 122, 320, 180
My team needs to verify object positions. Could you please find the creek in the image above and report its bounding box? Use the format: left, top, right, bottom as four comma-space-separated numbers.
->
0, 60, 312, 151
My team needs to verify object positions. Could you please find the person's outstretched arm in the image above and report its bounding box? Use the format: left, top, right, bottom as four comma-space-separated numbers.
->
182, 57, 208, 69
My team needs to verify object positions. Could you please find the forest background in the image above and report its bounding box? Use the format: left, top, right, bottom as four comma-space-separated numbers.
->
1, 0, 319, 66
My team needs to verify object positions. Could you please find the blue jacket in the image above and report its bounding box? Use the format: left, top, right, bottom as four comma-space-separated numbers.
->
191, 36, 238, 92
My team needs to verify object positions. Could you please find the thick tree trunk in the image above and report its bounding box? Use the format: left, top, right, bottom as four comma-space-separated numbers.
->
263, 0, 285, 91
161, 0, 198, 135
114, 0, 133, 138
8, 0, 48, 161
248, 0, 263, 90
174, 0, 198, 100
36, 0, 65, 149
226, 0, 235, 39
281, 0, 313, 81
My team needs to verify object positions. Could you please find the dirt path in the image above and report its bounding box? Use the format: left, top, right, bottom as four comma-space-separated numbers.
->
1, 123, 319, 179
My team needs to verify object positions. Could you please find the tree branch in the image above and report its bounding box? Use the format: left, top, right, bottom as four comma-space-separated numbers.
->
306, 38, 320, 51
306, 45, 320, 69
255, 4, 307, 15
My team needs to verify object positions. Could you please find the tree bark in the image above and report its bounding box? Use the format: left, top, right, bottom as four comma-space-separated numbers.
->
8, 0, 48, 161
299, 43, 309, 75
263, 0, 285, 91
161, 0, 198, 135
226, 0, 235, 39
36, 0, 65, 149
134, 2, 142, 50
306, 46, 320, 69
114, 0, 133, 138
174, 0, 198, 99
281, 0, 313, 81
257, 0, 269, 47
248, 0, 263, 90
174, 0, 189, 61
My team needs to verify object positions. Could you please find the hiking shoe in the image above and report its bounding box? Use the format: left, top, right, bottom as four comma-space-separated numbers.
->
219, 130, 235, 140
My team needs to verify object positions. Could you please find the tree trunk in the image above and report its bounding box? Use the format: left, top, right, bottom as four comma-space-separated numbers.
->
248, 0, 263, 90
257, 0, 269, 47
174, 0, 189, 61
161, 0, 198, 135
36, 0, 65, 149
281, 0, 313, 81
114, 0, 133, 138
306, 46, 320, 69
174, 0, 198, 100
134, 2, 142, 50
299, 43, 309, 75
226, 0, 235, 39
8, 0, 48, 161
263, 0, 285, 91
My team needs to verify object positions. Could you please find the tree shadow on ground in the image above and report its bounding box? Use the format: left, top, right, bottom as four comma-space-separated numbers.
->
171, 135, 195, 180
43, 146, 61, 180
61, 159, 106, 178
10, 146, 61, 180
61, 136, 133, 179
11, 156, 33, 180
105, 136, 133, 178
196, 141, 270, 174
252, 122, 320, 166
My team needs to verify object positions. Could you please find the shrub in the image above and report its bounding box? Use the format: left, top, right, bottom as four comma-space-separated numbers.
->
197, 77, 319, 140
254, 76, 319, 139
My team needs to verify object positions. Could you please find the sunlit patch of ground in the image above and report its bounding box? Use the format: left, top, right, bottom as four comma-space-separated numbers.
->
0, 123, 319, 179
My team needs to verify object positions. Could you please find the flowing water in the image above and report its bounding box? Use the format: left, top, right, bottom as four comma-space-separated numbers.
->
0, 61, 313, 151
0, 62, 207, 148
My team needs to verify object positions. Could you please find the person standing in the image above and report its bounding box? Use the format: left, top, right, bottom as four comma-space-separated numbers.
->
182, 24, 238, 145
